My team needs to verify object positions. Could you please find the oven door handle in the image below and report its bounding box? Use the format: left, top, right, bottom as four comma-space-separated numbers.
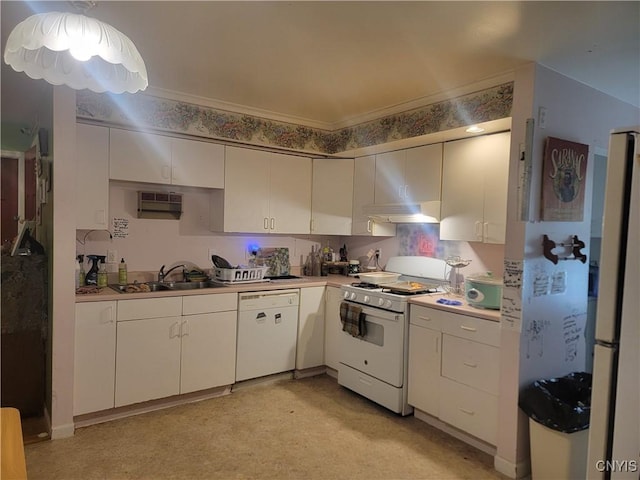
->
345, 303, 402, 323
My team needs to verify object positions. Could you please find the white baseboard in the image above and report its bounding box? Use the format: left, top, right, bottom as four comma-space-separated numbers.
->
494, 455, 531, 479
50, 422, 75, 439
325, 366, 338, 379
413, 409, 497, 456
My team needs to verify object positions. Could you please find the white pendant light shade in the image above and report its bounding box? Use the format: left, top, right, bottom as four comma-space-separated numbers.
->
3, 11, 148, 94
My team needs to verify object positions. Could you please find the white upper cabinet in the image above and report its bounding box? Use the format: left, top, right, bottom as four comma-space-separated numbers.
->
374, 143, 442, 204
213, 146, 311, 234
110, 129, 172, 184
311, 158, 354, 235
440, 132, 511, 244
109, 128, 224, 188
76, 123, 110, 230
352, 155, 396, 236
170, 137, 224, 188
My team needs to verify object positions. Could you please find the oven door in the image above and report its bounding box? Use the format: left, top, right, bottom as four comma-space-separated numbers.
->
338, 303, 405, 387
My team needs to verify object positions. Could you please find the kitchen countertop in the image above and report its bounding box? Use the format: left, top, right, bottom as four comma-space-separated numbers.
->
409, 293, 501, 322
75, 275, 355, 302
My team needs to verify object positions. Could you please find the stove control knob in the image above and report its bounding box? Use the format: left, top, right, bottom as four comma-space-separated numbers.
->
385, 300, 393, 308
363, 295, 370, 304
350, 292, 357, 300
343, 291, 350, 299
378, 298, 385, 307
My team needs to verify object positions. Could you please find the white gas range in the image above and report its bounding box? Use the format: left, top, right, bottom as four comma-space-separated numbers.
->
337, 256, 449, 415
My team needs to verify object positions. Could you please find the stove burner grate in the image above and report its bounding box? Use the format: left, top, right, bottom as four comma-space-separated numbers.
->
350, 282, 380, 289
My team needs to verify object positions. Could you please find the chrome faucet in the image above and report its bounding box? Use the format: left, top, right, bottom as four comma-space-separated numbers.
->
158, 264, 187, 283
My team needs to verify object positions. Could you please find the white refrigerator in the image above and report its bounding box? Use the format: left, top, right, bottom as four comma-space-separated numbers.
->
586, 127, 640, 479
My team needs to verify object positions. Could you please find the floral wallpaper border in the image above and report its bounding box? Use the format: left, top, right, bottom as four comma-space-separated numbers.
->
76, 82, 513, 154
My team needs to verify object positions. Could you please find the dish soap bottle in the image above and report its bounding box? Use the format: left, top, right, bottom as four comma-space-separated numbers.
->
97, 257, 108, 287
118, 258, 128, 285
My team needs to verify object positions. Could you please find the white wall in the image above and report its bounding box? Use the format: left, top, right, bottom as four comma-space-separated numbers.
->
494, 63, 640, 478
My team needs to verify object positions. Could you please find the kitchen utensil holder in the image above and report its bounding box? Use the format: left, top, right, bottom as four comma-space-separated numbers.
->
542, 234, 587, 264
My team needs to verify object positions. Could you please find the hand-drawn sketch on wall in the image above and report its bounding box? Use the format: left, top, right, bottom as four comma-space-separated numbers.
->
541, 136, 589, 221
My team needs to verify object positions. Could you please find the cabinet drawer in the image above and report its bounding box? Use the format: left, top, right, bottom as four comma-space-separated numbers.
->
439, 377, 498, 445
409, 304, 443, 331
440, 313, 500, 347
117, 297, 182, 321
441, 334, 500, 394
182, 293, 237, 315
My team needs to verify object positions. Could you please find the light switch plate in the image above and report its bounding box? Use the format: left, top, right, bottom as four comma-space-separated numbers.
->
106, 249, 117, 264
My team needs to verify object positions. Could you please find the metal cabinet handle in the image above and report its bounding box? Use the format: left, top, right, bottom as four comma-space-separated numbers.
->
459, 408, 475, 415
169, 322, 180, 338
367, 220, 372, 233
270, 218, 275, 230
264, 218, 269, 230
474, 221, 482, 239
463, 361, 478, 368
483, 222, 489, 241
460, 325, 477, 332
181, 319, 189, 337
398, 185, 404, 200
404, 184, 409, 199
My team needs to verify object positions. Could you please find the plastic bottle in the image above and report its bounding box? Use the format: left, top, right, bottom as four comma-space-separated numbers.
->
85, 255, 99, 285
97, 259, 108, 287
78, 255, 86, 286
75, 257, 81, 289
118, 258, 128, 285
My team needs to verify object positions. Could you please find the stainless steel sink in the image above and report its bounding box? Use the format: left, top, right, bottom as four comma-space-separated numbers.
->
109, 280, 225, 293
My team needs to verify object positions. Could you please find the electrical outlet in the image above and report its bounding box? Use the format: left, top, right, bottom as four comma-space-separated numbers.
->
106, 249, 117, 264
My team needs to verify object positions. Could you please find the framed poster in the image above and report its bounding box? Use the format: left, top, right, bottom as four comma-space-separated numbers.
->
541, 136, 589, 221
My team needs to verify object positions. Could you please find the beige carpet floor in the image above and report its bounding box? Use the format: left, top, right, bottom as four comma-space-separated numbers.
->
25, 375, 508, 480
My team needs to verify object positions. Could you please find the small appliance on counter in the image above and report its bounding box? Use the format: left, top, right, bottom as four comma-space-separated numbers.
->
464, 272, 503, 309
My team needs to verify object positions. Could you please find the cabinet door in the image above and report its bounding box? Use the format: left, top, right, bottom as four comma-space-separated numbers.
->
404, 143, 442, 203
115, 316, 182, 407
480, 132, 510, 244
311, 159, 354, 235
74, 301, 116, 415
374, 150, 405, 204
352, 156, 396, 236
324, 287, 343, 371
223, 146, 270, 233
76, 124, 109, 230
269, 153, 311, 234
109, 129, 172, 184
440, 136, 486, 241
180, 311, 237, 394
297, 287, 326, 370
171, 138, 224, 189
408, 323, 441, 417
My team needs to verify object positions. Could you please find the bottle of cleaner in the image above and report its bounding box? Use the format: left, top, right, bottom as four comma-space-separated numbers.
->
118, 258, 128, 285
85, 255, 99, 285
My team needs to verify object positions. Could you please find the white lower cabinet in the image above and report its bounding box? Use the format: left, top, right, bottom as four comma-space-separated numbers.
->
408, 307, 441, 418
114, 294, 237, 408
408, 304, 500, 446
115, 315, 182, 407
74, 301, 116, 415
323, 286, 343, 371
296, 287, 326, 370
180, 293, 237, 393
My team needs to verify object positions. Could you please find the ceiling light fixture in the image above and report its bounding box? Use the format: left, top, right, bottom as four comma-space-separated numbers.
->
3, 3, 148, 94
465, 125, 485, 134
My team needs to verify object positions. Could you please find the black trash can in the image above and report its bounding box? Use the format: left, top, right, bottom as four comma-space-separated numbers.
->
519, 372, 592, 479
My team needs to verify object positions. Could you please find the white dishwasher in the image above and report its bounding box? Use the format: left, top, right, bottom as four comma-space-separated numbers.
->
236, 289, 300, 382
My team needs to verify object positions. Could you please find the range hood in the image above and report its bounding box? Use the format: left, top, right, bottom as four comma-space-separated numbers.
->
362, 201, 441, 224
